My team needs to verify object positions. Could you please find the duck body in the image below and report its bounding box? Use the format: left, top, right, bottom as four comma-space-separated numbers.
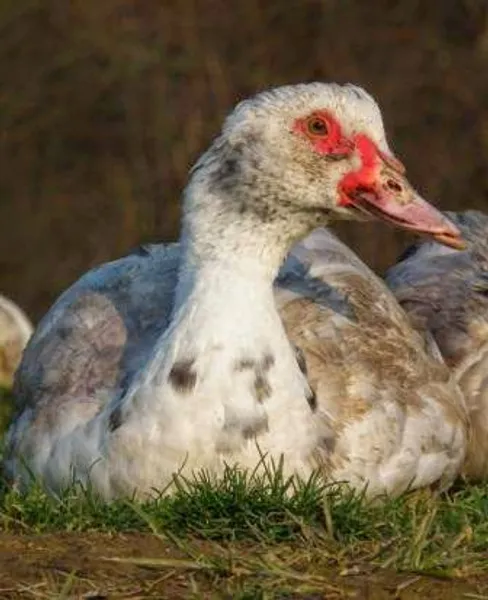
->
386, 210, 488, 481
6, 228, 468, 498
4, 83, 466, 499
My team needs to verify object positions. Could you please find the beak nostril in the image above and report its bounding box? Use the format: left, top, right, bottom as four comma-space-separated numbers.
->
386, 178, 402, 193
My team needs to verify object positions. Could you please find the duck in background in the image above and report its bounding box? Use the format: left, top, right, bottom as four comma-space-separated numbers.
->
0, 293, 33, 389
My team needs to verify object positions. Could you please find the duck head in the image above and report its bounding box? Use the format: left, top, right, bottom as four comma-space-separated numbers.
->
185, 83, 464, 265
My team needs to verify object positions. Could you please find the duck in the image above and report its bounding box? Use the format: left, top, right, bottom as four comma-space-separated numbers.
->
0, 294, 33, 389
385, 210, 488, 481
3, 82, 466, 499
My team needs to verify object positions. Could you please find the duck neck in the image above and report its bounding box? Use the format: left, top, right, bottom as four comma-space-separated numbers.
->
168, 174, 320, 357
174, 228, 273, 351
176, 134, 334, 286
181, 199, 294, 280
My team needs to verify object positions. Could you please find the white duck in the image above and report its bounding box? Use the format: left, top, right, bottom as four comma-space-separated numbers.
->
4, 83, 466, 499
0, 294, 33, 389
385, 210, 488, 481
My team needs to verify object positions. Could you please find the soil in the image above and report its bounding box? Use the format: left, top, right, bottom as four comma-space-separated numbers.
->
0, 533, 486, 599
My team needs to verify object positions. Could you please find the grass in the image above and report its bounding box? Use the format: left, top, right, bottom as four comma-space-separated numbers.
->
1, 460, 488, 576
1, 466, 488, 598
1, 388, 488, 596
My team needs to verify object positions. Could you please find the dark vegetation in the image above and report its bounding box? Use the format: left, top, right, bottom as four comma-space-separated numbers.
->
0, 0, 487, 322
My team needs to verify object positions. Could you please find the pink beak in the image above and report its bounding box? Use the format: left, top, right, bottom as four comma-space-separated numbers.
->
339, 135, 466, 250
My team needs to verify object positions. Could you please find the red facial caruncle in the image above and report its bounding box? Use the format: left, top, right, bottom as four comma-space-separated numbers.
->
337, 133, 405, 207
292, 111, 465, 250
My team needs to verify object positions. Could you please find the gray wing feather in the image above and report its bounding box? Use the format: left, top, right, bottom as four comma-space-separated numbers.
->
13, 243, 180, 414
385, 210, 488, 367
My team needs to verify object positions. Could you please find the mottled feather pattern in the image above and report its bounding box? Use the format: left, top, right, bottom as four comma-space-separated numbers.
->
276, 229, 467, 496
4, 228, 468, 498
386, 210, 488, 480
4, 245, 180, 482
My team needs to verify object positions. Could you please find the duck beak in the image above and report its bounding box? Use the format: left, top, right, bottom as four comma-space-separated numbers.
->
339, 136, 466, 250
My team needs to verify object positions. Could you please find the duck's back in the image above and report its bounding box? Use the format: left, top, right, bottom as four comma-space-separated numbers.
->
275, 228, 467, 496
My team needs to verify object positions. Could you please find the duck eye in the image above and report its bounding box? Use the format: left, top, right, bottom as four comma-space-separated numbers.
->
307, 117, 328, 136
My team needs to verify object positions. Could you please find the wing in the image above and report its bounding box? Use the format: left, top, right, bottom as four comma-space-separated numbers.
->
12, 243, 181, 418
275, 227, 444, 370
274, 228, 465, 496
385, 210, 488, 368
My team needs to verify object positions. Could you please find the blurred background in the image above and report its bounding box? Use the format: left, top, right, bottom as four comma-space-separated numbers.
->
1, 0, 487, 324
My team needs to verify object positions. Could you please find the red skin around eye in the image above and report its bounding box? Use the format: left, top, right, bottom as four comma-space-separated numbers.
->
292, 111, 353, 157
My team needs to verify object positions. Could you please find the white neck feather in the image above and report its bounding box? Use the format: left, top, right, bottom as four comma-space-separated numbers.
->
169, 171, 322, 354
171, 259, 279, 360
